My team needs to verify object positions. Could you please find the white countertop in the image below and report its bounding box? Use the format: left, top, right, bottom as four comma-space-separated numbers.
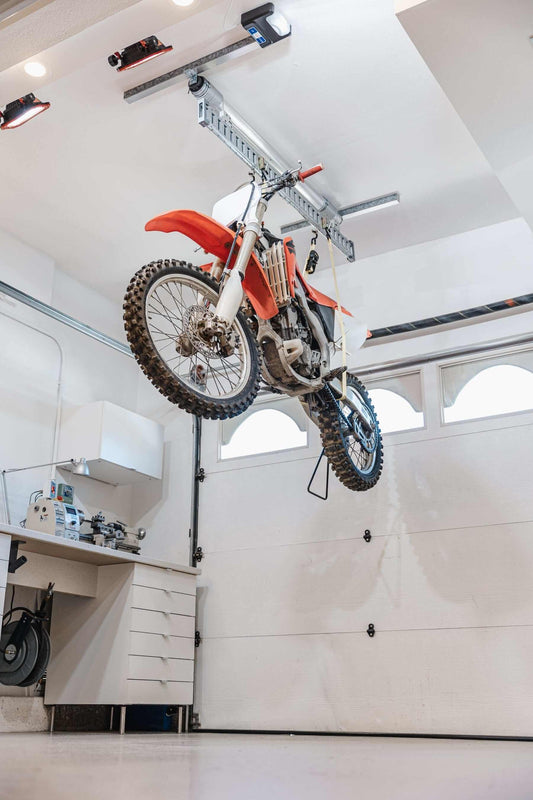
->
0, 523, 199, 574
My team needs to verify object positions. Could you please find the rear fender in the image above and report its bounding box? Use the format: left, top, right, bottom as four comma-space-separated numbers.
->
146, 209, 278, 320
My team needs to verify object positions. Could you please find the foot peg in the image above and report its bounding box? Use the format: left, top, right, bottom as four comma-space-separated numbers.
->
324, 365, 347, 382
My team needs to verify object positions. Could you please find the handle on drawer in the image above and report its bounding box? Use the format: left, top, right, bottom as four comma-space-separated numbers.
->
160, 679, 168, 685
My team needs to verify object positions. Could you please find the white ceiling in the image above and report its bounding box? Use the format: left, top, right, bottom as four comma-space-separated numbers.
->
0, 0, 519, 304
397, 0, 533, 231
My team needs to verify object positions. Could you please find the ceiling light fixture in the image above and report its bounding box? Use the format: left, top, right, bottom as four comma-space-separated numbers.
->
241, 2, 291, 48
339, 193, 400, 220
0, 92, 50, 130
280, 193, 400, 236
24, 61, 46, 78
108, 36, 173, 72
172, 0, 195, 5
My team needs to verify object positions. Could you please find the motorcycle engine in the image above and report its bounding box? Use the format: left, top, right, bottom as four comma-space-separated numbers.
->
275, 302, 321, 377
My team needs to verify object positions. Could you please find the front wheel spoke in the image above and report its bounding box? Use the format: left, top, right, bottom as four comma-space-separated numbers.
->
145, 275, 252, 401
162, 281, 189, 316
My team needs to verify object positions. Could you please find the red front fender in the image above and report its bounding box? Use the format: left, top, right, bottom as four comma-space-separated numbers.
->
145, 209, 278, 320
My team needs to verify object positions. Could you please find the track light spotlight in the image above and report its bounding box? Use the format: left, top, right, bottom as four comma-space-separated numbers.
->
108, 36, 173, 71
0, 93, 50, 130
241, 3, 291, 48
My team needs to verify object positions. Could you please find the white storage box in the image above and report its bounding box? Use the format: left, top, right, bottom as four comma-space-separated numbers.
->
58, 401, 163, 485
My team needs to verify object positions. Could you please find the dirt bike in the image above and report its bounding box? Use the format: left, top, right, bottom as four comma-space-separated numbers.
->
123, 164, 383, 491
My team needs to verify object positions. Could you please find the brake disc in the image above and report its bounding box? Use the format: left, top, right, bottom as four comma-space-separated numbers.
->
0, 621, 39, 686
18, 627, 51, 687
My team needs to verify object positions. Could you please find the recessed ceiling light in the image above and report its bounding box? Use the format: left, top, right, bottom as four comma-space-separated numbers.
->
172, 0, 195, 6
24, 62, 46, 78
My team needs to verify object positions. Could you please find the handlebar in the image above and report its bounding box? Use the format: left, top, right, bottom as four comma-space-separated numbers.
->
262, 163, 325, 197
298, 164, 323, 182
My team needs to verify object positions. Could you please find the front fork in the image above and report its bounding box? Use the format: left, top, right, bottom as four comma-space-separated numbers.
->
329, 378, 375, 436
212, 199, 267, 327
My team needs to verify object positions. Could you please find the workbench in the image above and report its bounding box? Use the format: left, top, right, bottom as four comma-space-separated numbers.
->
0, 524, 199, 733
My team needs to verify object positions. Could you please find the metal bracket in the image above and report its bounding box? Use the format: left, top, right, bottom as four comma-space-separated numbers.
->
193, 546, 204, 563
367, 623, 375, 638
8, 540, 27, 574
307, 448, 329, 501
195, 630, 202, 648
5, 611, 33, 651
195, 468, 206, 483
196, 97, 355, 262
363, 529, 372, 543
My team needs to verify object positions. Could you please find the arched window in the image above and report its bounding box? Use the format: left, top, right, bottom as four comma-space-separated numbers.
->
444, 364, 533, 423
368, 388, 424, 433
220, 408, 308, 460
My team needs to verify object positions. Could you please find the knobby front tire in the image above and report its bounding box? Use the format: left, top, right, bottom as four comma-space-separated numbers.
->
123, 259, 261, 420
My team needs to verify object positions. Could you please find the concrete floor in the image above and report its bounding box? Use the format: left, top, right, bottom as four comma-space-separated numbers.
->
0, 732, 532, 800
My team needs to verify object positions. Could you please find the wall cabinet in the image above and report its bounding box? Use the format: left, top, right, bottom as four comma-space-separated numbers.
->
58, 401, 164, 484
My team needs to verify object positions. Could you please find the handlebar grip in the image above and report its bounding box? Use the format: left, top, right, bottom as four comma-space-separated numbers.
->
298, 164, 324, 182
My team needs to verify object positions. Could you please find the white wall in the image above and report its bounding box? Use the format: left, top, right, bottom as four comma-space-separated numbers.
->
310, 217, 533, 333
131, 379, 193, 567
0, 230, 193, 708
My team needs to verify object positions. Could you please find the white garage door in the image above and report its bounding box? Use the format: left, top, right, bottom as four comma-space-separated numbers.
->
194, 355, 533, 735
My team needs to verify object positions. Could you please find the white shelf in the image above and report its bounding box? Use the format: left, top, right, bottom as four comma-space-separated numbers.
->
1, 523, 199, 573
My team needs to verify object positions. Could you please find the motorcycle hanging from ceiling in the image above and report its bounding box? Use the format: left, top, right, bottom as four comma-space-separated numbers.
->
123, 165, 383, 491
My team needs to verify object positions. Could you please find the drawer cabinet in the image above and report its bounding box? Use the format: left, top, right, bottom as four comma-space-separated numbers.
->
133, 564, 196, 595
131, 585, 196, 616
0, 534, 10, 562
128, 655, 194, 682
130, 608, 195, 638
129, 631, 195, 660
46, 560, 198, 711
127, 679, 193, 705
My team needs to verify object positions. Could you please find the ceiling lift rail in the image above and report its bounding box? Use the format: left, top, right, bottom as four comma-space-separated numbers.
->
188, 76, 355, 262
123, 36, 256, 103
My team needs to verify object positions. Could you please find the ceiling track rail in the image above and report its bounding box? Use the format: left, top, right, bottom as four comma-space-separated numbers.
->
197, 96, 355, 261
0, 279, 132, 357
124, 36, 255, 103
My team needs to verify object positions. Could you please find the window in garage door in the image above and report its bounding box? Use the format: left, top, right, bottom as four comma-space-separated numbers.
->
442, 350, 533, 424
364, 371, 424, 433
220, 397, 308, 460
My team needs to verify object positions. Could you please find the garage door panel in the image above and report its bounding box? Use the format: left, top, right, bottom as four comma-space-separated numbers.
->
196, 627, 533, 735
200, 424, 533, 553
198, 522, 533, 637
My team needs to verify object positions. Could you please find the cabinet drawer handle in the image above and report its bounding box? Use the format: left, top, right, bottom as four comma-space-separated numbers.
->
160, 656, 168, 662
160, 679, 168, 685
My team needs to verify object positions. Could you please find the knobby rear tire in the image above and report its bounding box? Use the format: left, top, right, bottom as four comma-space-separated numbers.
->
123, 259, 261, 420
316, 374, 383, 491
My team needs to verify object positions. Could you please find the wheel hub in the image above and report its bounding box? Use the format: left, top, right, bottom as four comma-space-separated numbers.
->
183, 305, 237, 358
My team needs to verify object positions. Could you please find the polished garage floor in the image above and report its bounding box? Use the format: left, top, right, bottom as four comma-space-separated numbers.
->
0, 732, 532, 799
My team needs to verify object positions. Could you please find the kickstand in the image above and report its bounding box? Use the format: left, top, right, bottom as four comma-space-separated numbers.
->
307, 448, 329, 501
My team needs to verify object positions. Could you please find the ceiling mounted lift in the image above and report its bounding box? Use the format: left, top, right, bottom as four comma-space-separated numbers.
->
122, 19, 357, 260
121, 1, 402, 261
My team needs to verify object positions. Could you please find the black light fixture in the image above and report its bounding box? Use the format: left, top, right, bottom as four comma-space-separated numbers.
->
108, 35, 173, 72
0, 93, 50, 130
241, 3, 291, 48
